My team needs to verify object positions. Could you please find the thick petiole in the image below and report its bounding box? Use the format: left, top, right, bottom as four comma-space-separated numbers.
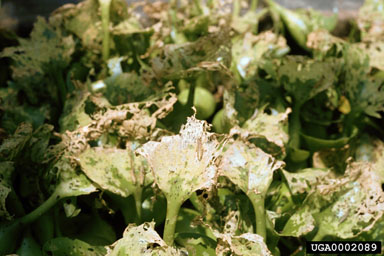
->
133, 186, 143, 224
289, 100, 303, 149
248, 193, 267, 242
19, 190, 61, 225
163, 199, 182, 246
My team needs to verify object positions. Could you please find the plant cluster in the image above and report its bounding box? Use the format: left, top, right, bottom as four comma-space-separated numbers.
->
0, 0, 383, 255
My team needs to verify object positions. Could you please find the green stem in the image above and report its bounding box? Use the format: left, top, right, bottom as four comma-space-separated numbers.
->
189, 192, 204, 213
250, 0, 258, 12
19, 190, 61, 225
163, 199, 182, 246
100, 0, 111, 61
289, 100, 303, 149
248, 193, 267, 242
187, 81, 196, 108
134, 186, 143, 224
342, 110, 359, 137
232, 0, 241, 19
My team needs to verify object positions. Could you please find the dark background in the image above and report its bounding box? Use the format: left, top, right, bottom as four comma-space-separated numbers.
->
2, 0, 365, 36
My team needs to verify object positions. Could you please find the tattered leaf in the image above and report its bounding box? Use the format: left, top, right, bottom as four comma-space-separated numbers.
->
277, 56, 337, 105
242, 108, 290, 158
315, 162, 384, 239
231, 31, 288, 80
138, 116, 222, 203
107, 222, 184, 255
215, 232, 272, 256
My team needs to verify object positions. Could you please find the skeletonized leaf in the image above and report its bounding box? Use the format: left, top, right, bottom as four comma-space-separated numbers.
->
282, 160, 384, 239
315, 162, 384, 239
138, 116, 222, 203
107, 222, 184, 255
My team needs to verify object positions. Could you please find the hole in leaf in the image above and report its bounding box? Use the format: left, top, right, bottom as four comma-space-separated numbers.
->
126, 112, 133, 119
195, 190, 203, 195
